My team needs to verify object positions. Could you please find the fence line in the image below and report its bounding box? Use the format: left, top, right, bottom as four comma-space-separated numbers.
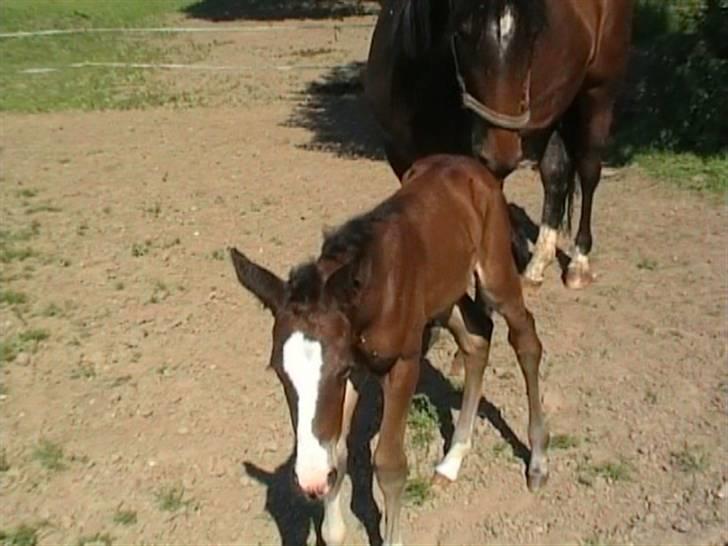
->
16, 60, 342, 75
0, 23, 372, 39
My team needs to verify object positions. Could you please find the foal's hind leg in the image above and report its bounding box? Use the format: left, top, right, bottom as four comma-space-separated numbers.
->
434, 295, 493, 483
478, 267, 549, 491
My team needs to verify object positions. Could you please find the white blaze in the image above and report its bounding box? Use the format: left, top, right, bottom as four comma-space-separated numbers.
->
499, 6, 516, 47
282, 331, 331, 487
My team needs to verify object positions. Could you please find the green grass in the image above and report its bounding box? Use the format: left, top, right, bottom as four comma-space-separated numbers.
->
550, 433, 580, 450
32, 438, 66, 471
578, 457, 634, 486
634, 151, 728, 195
407, 394, 438, 449
0, 328, 50, 363
404, 477, 432, 506
76, 533, 113, 546
112, 509, 137, 526
0, 0, 201, 112
0, 449, 9, 472
671, 444, 709, 473
155, 484, 190, 512
0, 290, 28, 306
0, 524, 39, 546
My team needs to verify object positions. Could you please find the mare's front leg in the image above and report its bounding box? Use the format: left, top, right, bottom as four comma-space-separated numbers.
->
322, 379, 359, 546
434, 295, 493, 482
523, 129, 574, 286
375, 355, 419, 546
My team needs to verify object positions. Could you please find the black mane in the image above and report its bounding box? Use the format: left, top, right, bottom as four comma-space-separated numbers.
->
286, 199, 400, 305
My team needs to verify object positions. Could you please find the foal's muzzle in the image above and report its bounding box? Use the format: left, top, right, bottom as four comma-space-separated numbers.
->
294, 468, 338, 501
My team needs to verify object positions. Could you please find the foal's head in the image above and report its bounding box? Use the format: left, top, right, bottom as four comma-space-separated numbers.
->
450, 0, 545, 176
229, 248, 361, 500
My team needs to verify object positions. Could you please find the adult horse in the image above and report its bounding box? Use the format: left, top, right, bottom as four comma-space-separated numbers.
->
366, 0, 634, 288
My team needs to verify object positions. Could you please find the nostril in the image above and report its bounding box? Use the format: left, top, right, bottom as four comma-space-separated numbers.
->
326, 469, 338, 488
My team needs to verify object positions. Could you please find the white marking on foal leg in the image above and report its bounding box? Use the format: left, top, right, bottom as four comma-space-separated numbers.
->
282, 332, 331, 492
321, 380, 358, 546
524, 225, 558, 285
435, 440, 472, 481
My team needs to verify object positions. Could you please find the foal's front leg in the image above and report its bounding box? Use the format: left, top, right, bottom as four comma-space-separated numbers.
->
375, 355, 419, 546
322, 379, 359, 546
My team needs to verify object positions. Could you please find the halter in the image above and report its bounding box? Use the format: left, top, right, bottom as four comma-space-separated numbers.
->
450, 33, 532, 130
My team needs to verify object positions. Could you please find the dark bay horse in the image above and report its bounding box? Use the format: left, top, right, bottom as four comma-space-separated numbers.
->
230, 155, 548, 546
366, 0, 634, 289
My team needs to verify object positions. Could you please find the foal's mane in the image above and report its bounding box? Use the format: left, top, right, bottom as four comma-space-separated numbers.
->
286, 199, 400, 305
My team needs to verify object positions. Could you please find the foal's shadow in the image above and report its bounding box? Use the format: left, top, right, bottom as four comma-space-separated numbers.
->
508, 203, 572, 273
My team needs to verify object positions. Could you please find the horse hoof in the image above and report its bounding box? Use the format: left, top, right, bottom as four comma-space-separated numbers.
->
431, 472, 454, 489
527, 469, 549, 492
521, 275, 543, 292
564, 266, 594, 290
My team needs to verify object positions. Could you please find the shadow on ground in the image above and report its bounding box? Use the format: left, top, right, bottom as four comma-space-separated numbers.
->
243, 354, 533, 546
182, 0, 378, 22
285, 61, 385, 161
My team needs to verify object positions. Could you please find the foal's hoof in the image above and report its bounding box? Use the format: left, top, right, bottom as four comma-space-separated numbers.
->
564, 264, 595, 290
527, 468, 549, 492
431, 472, 454, 489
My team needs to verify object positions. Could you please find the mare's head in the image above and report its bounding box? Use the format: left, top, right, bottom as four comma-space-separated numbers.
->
229, 248, 364, 500
450, 0, 544, 177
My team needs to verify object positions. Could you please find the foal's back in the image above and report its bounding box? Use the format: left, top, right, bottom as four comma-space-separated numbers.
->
375, 154, 515, 317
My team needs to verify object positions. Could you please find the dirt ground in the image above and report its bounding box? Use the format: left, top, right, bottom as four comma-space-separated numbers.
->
1, 12, 727, 546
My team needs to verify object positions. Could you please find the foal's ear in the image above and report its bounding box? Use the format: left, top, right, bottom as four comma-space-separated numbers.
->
229, 247, 285, 313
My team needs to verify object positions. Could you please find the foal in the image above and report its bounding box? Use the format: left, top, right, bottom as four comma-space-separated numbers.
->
230, 155, 549, 546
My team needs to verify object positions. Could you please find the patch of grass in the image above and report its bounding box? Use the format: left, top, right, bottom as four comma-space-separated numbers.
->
407, 394, 438, 449
131, 241, 152, 257
644, 389, 658, 404
0, 290, 28, 306
77, 222, 89, 236
550, 433, 580, 450
145, 203, 161, 218
578, 458, 634, 486
636, 257, 658, 271
155, 483, 190, 512
148, 280, 170, 304
77, 532, 114, 546
41, 302, 63, 317
70, 362, 96, 380
18, 329, 49, 344
32, 439, 66, 471
634, 151, 728, 195
0, 247, 36, 264
0, 0, 202, 112
0, 449, 9, 472
16, 188, 38, 199
25, 204, 61, 215
112, 509, 137, 526
210, 249, 225, 261
404, 477, 431, 507
0, 524, 39, 546
671, 444, 709, 473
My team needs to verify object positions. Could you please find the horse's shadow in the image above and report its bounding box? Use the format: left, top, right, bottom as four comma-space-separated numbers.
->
243, 351, 533, 545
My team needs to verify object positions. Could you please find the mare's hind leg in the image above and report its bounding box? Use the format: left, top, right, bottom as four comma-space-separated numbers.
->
477, 268, 549, 491
434, 295, 493, 483
523, 129, 574, 286
565, 88, 615, 289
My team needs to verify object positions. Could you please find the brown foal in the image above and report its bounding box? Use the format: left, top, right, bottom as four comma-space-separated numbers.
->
229, 155, 549, 546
